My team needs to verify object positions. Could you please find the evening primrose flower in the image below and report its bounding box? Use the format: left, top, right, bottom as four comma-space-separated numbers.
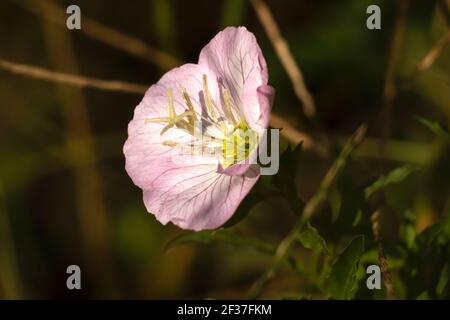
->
124, 27, 274, 230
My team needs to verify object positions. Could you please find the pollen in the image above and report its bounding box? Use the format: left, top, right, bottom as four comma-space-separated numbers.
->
145, 75, 258, 168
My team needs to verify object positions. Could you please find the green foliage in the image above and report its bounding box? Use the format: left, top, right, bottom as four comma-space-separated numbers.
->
399, 210, 417, 249
298, 222, 329, 254
365, 165, 417, 199
330, 169, 366, 227
398, 215, 450, 299
325, 235, 365, 300
223, 142, 305, 228
415, 115, 450, 142
272, 143, 304, 213
2, 0, 449, 300
165, 229, 276, 256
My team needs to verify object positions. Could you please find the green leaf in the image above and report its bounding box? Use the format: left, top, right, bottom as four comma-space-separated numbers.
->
223, 193, 265, 228
331, 169, 366, 225
415, 115, 450, 142
330, 187, 342, 222
165, 229, 275, 255
365, 165, 417, 199
277, 142, 303, 176
437, 262, 449, 297
416, 291, 431, 300
298, 222, 329, 254
415, 215, 450, 248
325, 235, 365, 300
399, 224, 416, 249
272, 142, 304, 213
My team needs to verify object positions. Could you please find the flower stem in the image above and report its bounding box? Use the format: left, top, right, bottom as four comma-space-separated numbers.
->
248, 124, 367, 299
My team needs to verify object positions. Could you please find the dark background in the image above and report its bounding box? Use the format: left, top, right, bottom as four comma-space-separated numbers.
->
0, 0, 449, 299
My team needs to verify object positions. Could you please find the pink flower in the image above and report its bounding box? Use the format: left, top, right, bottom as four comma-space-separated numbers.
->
123, 27, 274, 231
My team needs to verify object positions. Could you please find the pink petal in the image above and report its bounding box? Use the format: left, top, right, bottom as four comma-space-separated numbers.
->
199, 27, 270, 132
124, 63, 219, 191
124, 28, 272, 230
124, 62, 260, 230
256, 85, 275, 130
143, 164, 260, 230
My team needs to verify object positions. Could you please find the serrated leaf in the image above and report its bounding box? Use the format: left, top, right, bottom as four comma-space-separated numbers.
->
399, 224, 416, 249
416, 291, 431, 300
164, 229, 275, 255
365, 165, 417, 199
415, 215, 450, 248
223, 193, 264, 228
415, 115, 450, 142
352, 210, 363, 227
325, 235, 365, 300
331, 170, 365, 225
272, 142, 304, 213
330, 187, 342, 222
298, 222, 329, 254
277, 142, 303, 176
437, 262, 449, 297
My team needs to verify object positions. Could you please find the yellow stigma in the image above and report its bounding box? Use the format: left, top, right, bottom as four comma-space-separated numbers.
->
221, 122, 257, 168
145, 75, 258, 168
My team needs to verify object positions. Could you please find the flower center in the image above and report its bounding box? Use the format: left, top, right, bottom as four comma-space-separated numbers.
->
221, 122, 257, 168
145, 74, 258, 169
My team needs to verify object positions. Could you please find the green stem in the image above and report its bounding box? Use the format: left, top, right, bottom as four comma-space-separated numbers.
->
248, 125, 367, 298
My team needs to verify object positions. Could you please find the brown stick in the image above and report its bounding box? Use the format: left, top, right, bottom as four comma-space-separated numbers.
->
249, 125, 367, 298
0, 58, 435, 165
11, 0, 181, 70
371, 210, 395, 300
411, 29, 450, 80
39, 0, 120, 296
250, 0, 316, 118
438, 0, 450, 26
0, 59, 147, 94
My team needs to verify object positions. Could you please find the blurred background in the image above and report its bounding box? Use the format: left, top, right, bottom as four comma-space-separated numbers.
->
0, 0, 449, 299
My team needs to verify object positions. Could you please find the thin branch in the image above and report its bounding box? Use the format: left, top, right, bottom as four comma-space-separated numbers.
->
250, 0, 316, 119
0, 59, 147, 94
248, 124, 367, 298
0, 58, 434, 165
11, 0, 181, 70
270, 113, 326, 155
408, 29, 450, 84
371, 210, 395, 300
438, 0, 450, 26
39, 3, 121, 296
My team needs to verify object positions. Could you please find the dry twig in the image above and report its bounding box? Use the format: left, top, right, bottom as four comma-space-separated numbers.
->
0, 59, 434, 165
409, 29, 450, 83
250, 0, 316, 119
0, 59, 147, 94
248, 125, 367, 298
11, 0, 181, 70
371, 210, 396, 300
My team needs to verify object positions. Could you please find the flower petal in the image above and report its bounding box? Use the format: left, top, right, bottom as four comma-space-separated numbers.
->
124, 63, 219, 191
199, 26, 269, 131
143, 164, 260, 230
256, 85, 275, 130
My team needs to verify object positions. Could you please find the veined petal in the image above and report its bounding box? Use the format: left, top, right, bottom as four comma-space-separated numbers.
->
256, 85, 275, 130
199, 26, 270, 131
143, 164, 260, 230
124, 27, 272, 231
124, 63, 219, 191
